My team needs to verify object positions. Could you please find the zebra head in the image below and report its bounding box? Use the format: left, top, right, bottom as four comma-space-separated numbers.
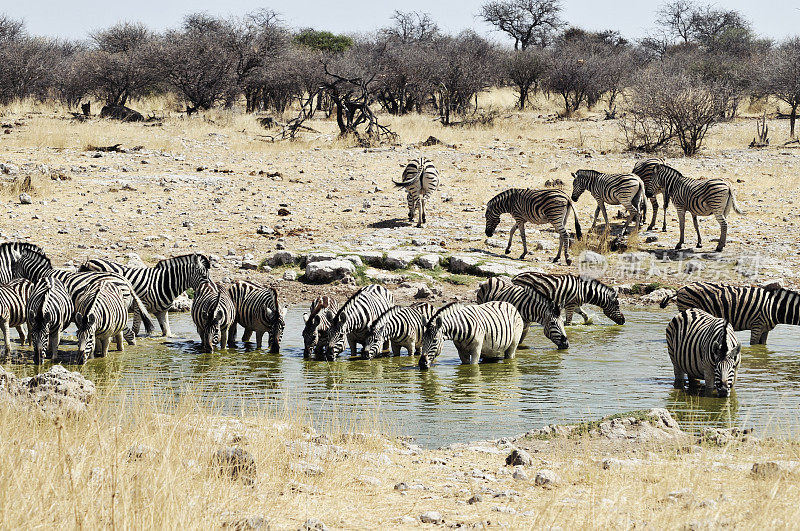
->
712, 320, 740, 398
326, 313, 348, 359
302, 312, 322, 357
419, 316, 446, 369
364, 324, 386, 360
484, 205, 501, 237
200, 306, 225, 353
29, 311, 50, 364
570, 170, 591, 202
269, 304, 288, 353
74, 312, 97, 364
189, 254, 212, 287
603, 298, 626, 325
543, 303, 569, 350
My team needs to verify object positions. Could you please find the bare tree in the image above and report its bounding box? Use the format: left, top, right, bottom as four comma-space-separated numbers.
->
505, 48, 547, 109
656, 0, 696, 44
763, 38, 800, 139
381, 11, 438, 44
479, 0, 564, 50
0, 15, 24, 43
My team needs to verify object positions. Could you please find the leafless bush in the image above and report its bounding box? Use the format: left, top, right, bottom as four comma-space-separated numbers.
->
759, 38, 800, 139
505, 48, 547, 109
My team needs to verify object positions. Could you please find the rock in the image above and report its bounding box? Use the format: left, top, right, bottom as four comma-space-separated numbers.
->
468, 494, 483, 504
417, 254, 441, 270
485, 238, 506, 249
414, 285, 433, 299
358, 475, 381, 486
449, 255, 480, 274
0, 162, 19, 175
475, 262, 525, 277
579, 251, 606, 266
684, 260, 704, 274
534, 469, 560, 489
222, 515, 269, 529
699, 426, 754, 445
267, 251, 297, 267
19, 193, 32, 205
761, 279, 784, 290
240, 260, 259, 271
384, 251, 416, 270
170, 293, 192, 312
211, 447, 256, 485
512, 468, 529, 481
751, 462, 781, 478
306, 252, 337, 265
394, 482, 409, 491
305, 259, 356, 283
342, 255, 363, 267
505, 448, 533, 467
641, 288, 675, 304
359, 251, 384, 267
493, 506, 517, 514
125, 252, 147, 268
302, 518, 328, 531
289, 461, 323, 476
256, 225, 274, 235
15, 365, 96, 415
283, 270, 297, 281
419, 511, 444, 524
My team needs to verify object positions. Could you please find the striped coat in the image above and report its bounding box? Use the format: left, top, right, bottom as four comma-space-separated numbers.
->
0, 278, 31, 350
511, 272, 625, 325
571, 170, 645, 234
662, 282, 800, 345
302, 296, 339, 359
27, 277, 73, 364
394, 157, 440, 227
74, 280, 129, 363
651, 164, 742, 252
419, 301, 524, 368
0, 242, 46, 284
631, 158, 667, 232
484, 188, 582, 265
192, 280, 236, 353
667, 308, 741, 397
364, 304, 430, 359
227, 280, 287, 352
326, 284, 395, 359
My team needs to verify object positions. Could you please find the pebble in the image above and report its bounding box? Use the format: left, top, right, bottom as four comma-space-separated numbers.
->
419, 511, 443, 524
302, 518, 327, 531
534, 469, 560, 488
19, 193, 32, 204
512, 468, 529, 481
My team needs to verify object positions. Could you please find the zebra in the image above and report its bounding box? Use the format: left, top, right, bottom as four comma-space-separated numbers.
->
666, 308, 741, 397
632, 158, 667, 232
419, 301, 524, 369
650, 164, 743, 252
227, 280, 287, 352
10, 246, 154, 336
302, 296, 339, 359
476, 276, 568, 349
570, 170, 646, 234
326, 284, 395, 359
79, 253, 210, 336
484, 188, 582, 265
27, 276, 73, 364
0, 242, 46, 284
0, 278, 31, 351
394, 157, 440, 227
511, 272, 625, 326
74, 280, 130, 363
363, 304, 430, 359
191, 279, 236, 353
661, 282, 800, 345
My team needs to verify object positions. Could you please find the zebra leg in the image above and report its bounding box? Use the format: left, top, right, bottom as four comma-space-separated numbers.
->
703, 367, 716, 396
675, 209, 687, 249
123, 326, 136, 346
518, 323, 529, 346
242, 328, 253, 342
115, 332, 124, 352
131, 307, 142, 337
255, 331, 264, 349
714, 214, 727, 252
227, 322, 238, 347
100, 337, 111, 358
591, 205, 601, 231
156, 311, 172, 337
505, 222, 519, 255
50, 330, 60, 362
672, 366, 685, 389
622, 203, 637, 235
348, 337, 359, 357
647, 196, 658, 231
600, 203, 610, 232
518, 222, 528, 260
220, 327, 229, 350
421, 197, 427, 225
692, 213, 702, 248
662, 194, 668, 232
15, 325, 26, 345
417, 197, 424, 228
1, 320, 10, 352
391, 342, 402, 356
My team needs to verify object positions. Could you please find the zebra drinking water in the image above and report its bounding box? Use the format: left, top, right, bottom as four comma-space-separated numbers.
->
570, 170, 645, 234
227, 280, 287, 352
394, 157, 440, 227
27, 276, 73, 364
74, 280, 130, 363
419, 301, 524, 369
666, 308, 741, 397
302, 296, 339, 359
191, 279, 236, 353
363, 304, 430, 359
326, 284, 394, 359
0, 278, 31, 351
484, 188, 582, 265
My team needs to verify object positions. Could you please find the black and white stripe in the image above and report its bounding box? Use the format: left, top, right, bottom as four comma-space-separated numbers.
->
650, 164, 743, 251
511, 272, 625, 325
74, 280, 129, 363
394, 157, 440, 227
419, 301, 524, 368
662, 281, 800, 345
27, 276, 73, 364
632, 157, 667, 232
484, 188, 582, 264
80, 253, 210, 336
0, 242, 45, 284
476, 276, 569, 349
227, 280, 287, 352
326, 284, 395, 359
302, 296, 339, 359
571, 170, 646, 234
666, 308, 741, 397
0, 278, 31, 351
364, 304, 430, 359
191, 279, 236, 353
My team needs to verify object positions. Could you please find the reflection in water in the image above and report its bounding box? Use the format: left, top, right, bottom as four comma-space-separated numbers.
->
3, 306, 800, 447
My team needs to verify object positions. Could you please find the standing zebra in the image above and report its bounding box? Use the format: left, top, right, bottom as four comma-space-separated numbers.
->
326, 284, 395, 359
0, 242, 46, 284
476, 276, 569, 349
484, 188, 582, 265
661, 282, 800, 345
192, 279, 236, 353
650, 164, 742, 252
632, 158, 668, 232
27, 276, 73, 364
363, 304, 429, 359
227, 280, 287, 352
394, 157, 440, 227
0, 278, 31, 351
666, 308, 741, 397
74, 280, 130, 363
302, 296, 339, 359
80, 254, 210, 336
511, 272, 625, 326
419, 301, 524, 369
571, 170, 646, 234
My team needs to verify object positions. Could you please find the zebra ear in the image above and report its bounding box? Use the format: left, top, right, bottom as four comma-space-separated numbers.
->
280, 304, 288, 318
311, 314, 321, 327
302, 312, 309, 323
74, 312, 84, 327
434, 316, 443, 328
571, 172, 576, 178
325, 309, 335, 321
87, 313, 96, 327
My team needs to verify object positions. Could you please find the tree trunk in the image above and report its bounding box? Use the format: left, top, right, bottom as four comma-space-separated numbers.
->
791, 104, 798, 139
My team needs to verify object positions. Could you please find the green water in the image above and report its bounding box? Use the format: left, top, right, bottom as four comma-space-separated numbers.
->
5, 306, 800, 447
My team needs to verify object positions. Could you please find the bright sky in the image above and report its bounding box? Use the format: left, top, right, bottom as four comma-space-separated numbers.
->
6, 0, 800, 42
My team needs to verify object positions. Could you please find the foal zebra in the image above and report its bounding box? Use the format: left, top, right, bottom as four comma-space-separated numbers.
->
326, 284, 394, 359
27, 277, 73, 364
302, 296, 339, 359
571, 170, 645, 234
191, 280, 236, 353
650, 164, 743, 252
80, 254, 210, 336
661, 282, 800, 345
394, 157, 440, 227
484, 188, 582, 265
227, 280, 287, 352
476, 276, 568, 349
75, 280, 130, 363
667, 308, 741, 397
0, 278, 31, 351
363, 304, 430, 359
511, 272, 625, 326
419, 301, 524, 369
631, 158, 667, 232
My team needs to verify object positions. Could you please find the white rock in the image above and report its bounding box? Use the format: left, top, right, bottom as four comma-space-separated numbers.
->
534, 469, 560, 488
419, 511, 443, 524
417, 254, 441, 269
384, 251, 416, 270
306, 252, 337, 265
305, 260, 356, 283
19, 193, 32, 205
641, 288, 675, 304
283, 270, 297, 281
449, 255, 480, 274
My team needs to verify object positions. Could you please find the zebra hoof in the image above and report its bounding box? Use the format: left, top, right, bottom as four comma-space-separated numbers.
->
714, 246, 724, 253
565, 259, 572, 266
504, 248, 511, 255
518, 253, 527, 260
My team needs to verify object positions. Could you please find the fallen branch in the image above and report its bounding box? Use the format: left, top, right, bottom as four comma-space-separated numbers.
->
85, 144, 123, 153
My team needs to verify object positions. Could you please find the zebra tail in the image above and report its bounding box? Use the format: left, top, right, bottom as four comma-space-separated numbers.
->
571, 201, 583, 240
659, 293, 677, 309
729, 190, 744, 215
132, 292, 155, 335
392, 175, 418, 188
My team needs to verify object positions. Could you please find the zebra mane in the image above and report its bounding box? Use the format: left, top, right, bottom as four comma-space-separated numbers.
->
0, 241, 46, 255
155, 253, 210, 270
574, 169, 602, 179
655, 163, 686, 181
427, 301, 463, 325
583, 277, 615, 298
487, 189, 522, 212
19, 247, 51, 268
332, 285, 372, 322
